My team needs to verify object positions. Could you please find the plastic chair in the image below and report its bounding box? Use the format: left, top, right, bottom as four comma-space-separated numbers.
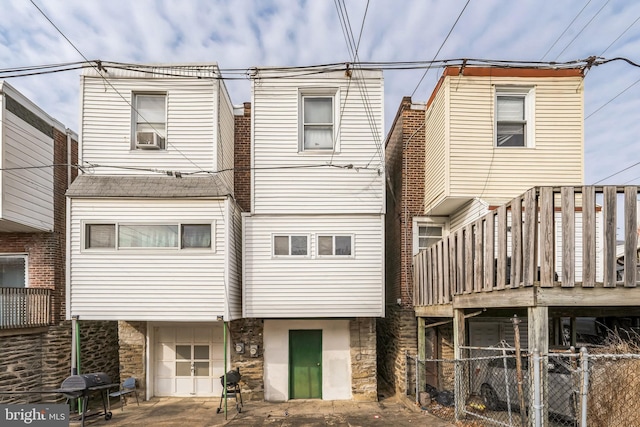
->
109, 377, 139, 411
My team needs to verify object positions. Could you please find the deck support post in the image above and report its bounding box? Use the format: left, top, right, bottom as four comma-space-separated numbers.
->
528, 306, 548, 427
453, 309, 465, 421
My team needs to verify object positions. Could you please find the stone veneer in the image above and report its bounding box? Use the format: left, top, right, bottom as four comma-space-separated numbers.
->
350, 318, 378, 401
228, 318, 264, 400
377, 306, 417, 395
117, 321, 147, 398
0, 320, 119, 403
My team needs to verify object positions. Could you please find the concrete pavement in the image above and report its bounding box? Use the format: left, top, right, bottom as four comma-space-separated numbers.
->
72, 394, 454, 427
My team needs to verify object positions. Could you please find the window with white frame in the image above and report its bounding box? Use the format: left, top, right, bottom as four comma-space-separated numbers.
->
413, 218, 446, 255
318, 235, 353, 256
0, 255, 27, 288
300, 91, 336, 151
85, 223, 212, 250
273, 235, 308, 256
495, 87, 534, 147
133, 93, 166, 150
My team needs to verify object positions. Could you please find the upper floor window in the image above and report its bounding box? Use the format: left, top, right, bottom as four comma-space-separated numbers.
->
0, 255, 27, 288
300, 90, 338, 152
318, 235, 353, 257
273, 235, 308, 256
133, 93, 166, 150
85, 223, 212, 250
495, 87, 534, 148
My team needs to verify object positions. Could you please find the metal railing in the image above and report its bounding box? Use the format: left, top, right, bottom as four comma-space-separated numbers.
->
0, 287, 51, 329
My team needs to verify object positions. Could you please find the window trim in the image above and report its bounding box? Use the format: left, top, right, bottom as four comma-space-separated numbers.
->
494, 86, 535, 148
298, 88, 340, 153
0, 253, 28, 288
316, 234, 355, 258
131, 91, 168, 150
413, 217, 448, 256
83, 222, 215, 252
271, 234, 310, 258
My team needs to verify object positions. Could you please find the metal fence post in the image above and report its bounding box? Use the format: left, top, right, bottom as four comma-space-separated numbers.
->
580, 347, 589, 427
415, 354, 419, 404
533, 350, 542, 427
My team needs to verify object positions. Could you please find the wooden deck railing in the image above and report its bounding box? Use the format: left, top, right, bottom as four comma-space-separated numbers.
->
0, 287, 51, 329
414, 186, 640, 307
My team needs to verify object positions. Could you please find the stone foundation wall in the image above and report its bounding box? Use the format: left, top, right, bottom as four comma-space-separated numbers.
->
117, 321, 147, 398
350, 317, 377, 401
229, 318, 264, 400
0, 320, 119, 403
376, 305, 417, 395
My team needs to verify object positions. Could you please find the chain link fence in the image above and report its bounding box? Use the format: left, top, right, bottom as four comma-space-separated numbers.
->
407, 348, 640, 426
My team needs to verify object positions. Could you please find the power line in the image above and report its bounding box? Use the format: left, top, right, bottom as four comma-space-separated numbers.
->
553, 0, 611, 61
411, 0, 472, 98
540, 0, 593, 61
599, 14, 640, 56
585, 76, 640, 120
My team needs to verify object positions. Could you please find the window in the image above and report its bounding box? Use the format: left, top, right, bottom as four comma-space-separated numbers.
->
84, 223, 213, 250
300, 91, 336, 151
0, 255, 27, 288
273, 235, 308, 256
413, 217, 447, 255
495, 87, 534, 147
133, 93, 166, 150
318, 235, 352, 256
86, 224, 116, 249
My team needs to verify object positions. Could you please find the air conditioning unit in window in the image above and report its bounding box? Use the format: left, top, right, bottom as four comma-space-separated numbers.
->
135, 131, 164, 150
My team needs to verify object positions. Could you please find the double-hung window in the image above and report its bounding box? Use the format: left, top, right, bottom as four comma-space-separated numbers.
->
495, 87, 534, 148
85, 223, 212, 250
0, 255, 28, 288
317, 235, 352, 257
133, 93, 166, 150
413, 217, 447, 255
300, 90, 337, 152
273, 235, 308, 256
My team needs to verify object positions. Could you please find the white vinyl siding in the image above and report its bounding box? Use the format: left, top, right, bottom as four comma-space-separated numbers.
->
243, 214, 384, 318
1, 109, 54, 231
68, 198, 241, 321
425, 74, 583, 212
424, 82, 448, 214
251, 70, 384, 214
80, 70, 230, 175
217, 86, 235, 194
225, 199, 242, 320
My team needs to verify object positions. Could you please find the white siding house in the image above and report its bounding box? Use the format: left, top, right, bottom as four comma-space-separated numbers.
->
0, 82, 74, 232
67, 63, 240, 398
244, 67, 385, 401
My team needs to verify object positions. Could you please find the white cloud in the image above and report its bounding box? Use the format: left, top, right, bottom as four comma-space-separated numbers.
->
1, 0, 640, 184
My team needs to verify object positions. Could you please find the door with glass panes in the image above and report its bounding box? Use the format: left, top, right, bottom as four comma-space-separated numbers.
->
154, 325, 224, 396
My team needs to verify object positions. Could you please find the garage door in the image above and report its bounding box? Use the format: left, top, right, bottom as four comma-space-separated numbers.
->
154, 324, 225, 396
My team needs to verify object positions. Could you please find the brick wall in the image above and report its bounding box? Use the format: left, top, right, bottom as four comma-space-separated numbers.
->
234, 103, 251, 212
378, 97, 425, 394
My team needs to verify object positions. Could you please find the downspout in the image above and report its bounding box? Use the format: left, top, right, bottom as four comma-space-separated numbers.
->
71, 315, 78, 375
223, 319, 228, 419
66, 129, 72, 188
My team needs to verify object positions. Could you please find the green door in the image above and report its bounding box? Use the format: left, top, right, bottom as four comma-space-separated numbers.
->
289, 330, 322, 399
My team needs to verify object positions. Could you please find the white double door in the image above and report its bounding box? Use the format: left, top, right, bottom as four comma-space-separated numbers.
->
154, 324, 225, 396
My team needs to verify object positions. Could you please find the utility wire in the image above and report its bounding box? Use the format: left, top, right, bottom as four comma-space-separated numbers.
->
411, 0, 471, 98
553, 0, 611, 61
540, 0, 593, 60
585, 76, 640, 120
599, 14, 640, 56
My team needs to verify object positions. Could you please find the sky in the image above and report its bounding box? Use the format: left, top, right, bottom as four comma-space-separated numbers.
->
1, 0, 640, 185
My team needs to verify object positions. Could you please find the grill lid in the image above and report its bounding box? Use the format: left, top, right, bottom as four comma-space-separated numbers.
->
60, 372, 112, 391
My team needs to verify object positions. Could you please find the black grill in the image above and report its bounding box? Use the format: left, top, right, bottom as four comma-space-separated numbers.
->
57, 372, 116, 427
220, 368, 241, 387
60, 372, 112, 393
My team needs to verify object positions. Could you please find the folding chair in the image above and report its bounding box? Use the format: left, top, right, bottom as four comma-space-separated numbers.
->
109, 377, 139, 411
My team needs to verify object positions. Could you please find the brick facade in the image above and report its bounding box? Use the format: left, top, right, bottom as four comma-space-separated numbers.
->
234, 103, 251, 212
0, 122, 119, 401
378, 97, 425, 394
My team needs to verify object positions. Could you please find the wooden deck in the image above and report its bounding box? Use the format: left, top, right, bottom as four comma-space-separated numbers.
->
413, 186, 640, 316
